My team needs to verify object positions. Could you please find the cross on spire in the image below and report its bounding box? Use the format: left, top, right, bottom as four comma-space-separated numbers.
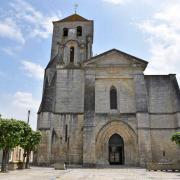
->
74, 4, 78, 14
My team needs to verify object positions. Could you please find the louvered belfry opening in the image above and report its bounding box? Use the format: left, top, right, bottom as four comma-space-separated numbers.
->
77, 26, 82, 36
63, 28, 68, 36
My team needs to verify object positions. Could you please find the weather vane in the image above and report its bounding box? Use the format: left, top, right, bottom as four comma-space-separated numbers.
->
74, 3, 78, 14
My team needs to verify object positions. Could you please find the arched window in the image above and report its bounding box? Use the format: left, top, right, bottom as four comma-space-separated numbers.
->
70, 47, 74, 63
63, 28, 68, 37
110, 86, 117, 109
77, 26, 82, 36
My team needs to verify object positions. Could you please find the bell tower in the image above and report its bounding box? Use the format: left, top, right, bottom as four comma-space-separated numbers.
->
37, 13, 94, 165
50, 13, 94, 67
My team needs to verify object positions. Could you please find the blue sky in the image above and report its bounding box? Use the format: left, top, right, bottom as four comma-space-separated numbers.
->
0, 0, 180, 129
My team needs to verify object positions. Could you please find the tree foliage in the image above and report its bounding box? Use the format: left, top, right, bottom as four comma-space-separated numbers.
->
0, 116, 42, 172
19, 130, 41, 168
171, 132, 180, 146
0, 119, 28, 151
0, 119, 30, 172
20, 131, 41, 152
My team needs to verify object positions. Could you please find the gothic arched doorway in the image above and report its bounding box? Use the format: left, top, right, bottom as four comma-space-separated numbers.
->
109, 134, 124, 165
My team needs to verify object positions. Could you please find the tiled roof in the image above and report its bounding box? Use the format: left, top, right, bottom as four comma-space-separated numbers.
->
54, 13, 90, 23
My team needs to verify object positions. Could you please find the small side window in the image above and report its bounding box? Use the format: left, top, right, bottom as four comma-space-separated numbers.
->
77, 26, 82, 36
70, 47, 74, 63
63, 28, 68, 37
110, 86, 117, 109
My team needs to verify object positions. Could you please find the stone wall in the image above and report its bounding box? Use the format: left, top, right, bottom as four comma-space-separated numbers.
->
55, 69, 84, 113
83, 70, 96, 166
37, 113, 84, 165
145, 75, 180, 164
145, 75, 174, 113
95, 78, 136, 113
50, 21, 93, 61
150, 129, 178, 163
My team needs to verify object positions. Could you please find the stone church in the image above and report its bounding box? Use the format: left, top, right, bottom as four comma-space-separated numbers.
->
36, 13, 180, 167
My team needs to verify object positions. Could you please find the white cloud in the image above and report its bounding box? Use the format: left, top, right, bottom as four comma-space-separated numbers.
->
137, 0, 180, 83
2, 47, 15, 56
102, 0, 131, 5
21, 60, 44, 80
2, 46, 22, 56
13, 91, 39, 110
0, 0, 61, 45
9, 0, 61, 39
0, 18, 25, 44
0, 92, 40, 130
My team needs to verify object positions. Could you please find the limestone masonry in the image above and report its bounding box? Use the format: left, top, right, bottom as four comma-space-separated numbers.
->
36, 14, 180, 167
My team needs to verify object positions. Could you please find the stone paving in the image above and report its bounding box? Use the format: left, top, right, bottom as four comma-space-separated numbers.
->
0, 167, 179, 180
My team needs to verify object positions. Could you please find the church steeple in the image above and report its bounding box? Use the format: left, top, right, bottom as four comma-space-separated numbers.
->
50, 13, 94, 67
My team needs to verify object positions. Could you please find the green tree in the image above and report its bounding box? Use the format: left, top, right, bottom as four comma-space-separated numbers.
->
20, 130, 41, 168
18, 122, 32, 166
0, 119, 30, 172
171, 132, 180, 146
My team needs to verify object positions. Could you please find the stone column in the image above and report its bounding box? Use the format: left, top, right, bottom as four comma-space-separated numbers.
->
83, 70, 96, 167
36, 112, 52, 165
169, 74, 180, 129
87, 37, 92, 59
177, 113, 180, 130
136, 113, 152, 166
133, 73, 152, 167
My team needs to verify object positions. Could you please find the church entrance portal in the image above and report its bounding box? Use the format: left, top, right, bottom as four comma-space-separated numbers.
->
109, 134, 124, 165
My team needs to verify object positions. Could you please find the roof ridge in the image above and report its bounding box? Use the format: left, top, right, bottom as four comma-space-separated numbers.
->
53, 13, 91, 23
84, 49, 148, 64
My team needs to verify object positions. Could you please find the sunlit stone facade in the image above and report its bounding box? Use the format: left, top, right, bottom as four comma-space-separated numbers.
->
36, 14, 180, 167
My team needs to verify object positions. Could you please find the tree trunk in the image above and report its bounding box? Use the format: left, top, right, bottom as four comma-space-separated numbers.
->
23, 151, 26, 163
1, 148, 9, 172
25, 150, 30, 169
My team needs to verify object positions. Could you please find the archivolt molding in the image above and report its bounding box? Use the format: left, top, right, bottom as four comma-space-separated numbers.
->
64, 40, 80, 47
95, 120, 139, 165
96, 120, 137, 144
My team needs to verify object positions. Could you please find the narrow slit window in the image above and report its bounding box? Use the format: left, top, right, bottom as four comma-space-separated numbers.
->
110, 86, 117, 109
70, 47, 74, 63
65, 125, 68, 142
52, 129, 56, 144
77, 26, 82, 36
63, 28, 68, 37
163, 151, 166, 157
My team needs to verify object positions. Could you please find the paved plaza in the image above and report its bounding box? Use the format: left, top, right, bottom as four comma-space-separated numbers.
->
0, 167, 179, 180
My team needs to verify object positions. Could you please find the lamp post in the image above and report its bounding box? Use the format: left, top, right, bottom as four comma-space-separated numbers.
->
27, 110, 30, 124
68, 137, 70, 166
